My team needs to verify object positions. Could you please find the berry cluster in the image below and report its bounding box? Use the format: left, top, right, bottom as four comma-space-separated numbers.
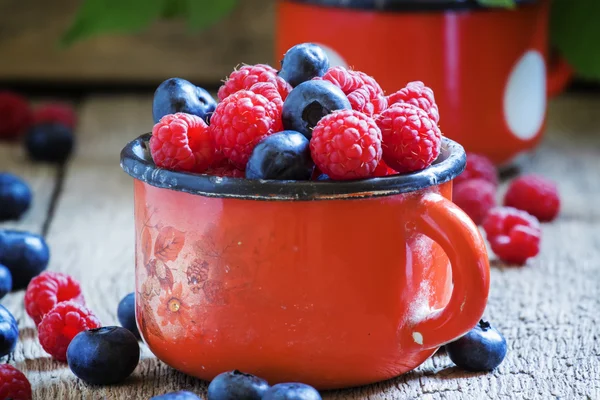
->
149, 43, 443, 181
452, 152, 560, 265
0, 92, 76, 164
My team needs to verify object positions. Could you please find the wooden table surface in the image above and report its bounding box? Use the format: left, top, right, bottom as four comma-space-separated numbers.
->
1, 93, 599, 399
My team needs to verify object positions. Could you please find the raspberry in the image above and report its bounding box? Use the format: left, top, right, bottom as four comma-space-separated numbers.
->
376, 103, 442, 173
25, 271, 85, 325
32, 103, 77, 129
248, 82, 284, 110
504, 174, 560, 222
387, 81, 439, 124
150, 113, 215, 173
38, 301, 101, 361
309, 109, 382, 180
373, 159, 397, 177
218, 64, 292, 102
347, 85, 388, 116
210, 90, 283, 169
0, 364, 32, 400
482, 207, 541, 265
321, 67, 387, 115
0, 91, 32, 139
204, 159, 245, 178
454, 152, 499, 187
320, 66, 362, 94
453, 179, 497, 225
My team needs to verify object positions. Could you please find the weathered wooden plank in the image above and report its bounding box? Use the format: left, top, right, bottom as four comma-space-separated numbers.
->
0, 0, 274, 85
7, 94, 600, 399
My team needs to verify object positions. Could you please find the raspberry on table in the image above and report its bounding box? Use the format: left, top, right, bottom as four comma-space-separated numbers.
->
25, 271, 85, 326
0, 364, 32, 400
32, 103, 77, 129
454, 152, 499, 187
210, 90, 283, 169
218, 64, 292, 102
376, 103, 442, 173
453, 179, 497, 225
38, 301, 101, 362
150, 113, 216, 173
387, 81, 439, 124
483, 206, 541, 265
310, 109, 382, 180
504, 174, 560, 222
0, 91, 32, 139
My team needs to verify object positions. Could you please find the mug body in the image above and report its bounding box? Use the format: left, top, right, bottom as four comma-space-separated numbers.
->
134, 180, 451, 389
276, 0, 549, 165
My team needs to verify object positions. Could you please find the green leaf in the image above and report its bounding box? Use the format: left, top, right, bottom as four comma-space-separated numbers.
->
551, 0, 600, 80
161, 0, 189, 19
186, 0, 238, 31
476, 0, 516, 8
61, 0, 167, 47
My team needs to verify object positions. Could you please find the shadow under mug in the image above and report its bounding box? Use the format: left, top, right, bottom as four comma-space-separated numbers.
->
120, 135, 490, 390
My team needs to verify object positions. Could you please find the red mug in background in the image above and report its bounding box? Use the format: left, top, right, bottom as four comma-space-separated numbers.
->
276, 0, 572, 166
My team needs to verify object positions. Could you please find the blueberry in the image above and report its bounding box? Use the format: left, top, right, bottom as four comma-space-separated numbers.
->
67, 326, 140, 385
445, 319, 507, 372
0, 173, 31, 222
262, 383, 321, 400
118, 292, 140, 340
151, 391, 201, 400
153, 78, 217, 124
282, 80, 350, 139
246, 131, 314, 180
279, 43, 329, 87
316, 174, 330, 181
207, 370, 270, 400
0, 230, 49, 290
0, 305, 18, 358
25, 123, 75, 164
0, 264, 12, 299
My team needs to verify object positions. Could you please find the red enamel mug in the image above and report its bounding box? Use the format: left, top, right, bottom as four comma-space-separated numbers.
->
276, 0, 572, 166
120, 135, 490, 389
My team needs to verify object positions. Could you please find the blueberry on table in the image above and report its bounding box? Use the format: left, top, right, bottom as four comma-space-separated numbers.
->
67, 326, 140, 385
207, 370, 270, 400
262, 383, 322, 400
118, 292, 141, 340
150, 391, 202, 400
0, 304, 18, 358
282, 80, 350, 139
25, 123, 75, 164
153, 78, 217, 124
246, 131, 314, 181
445, 319, 508, 372
0, 264, 12, 299
0, 173, 32, 222
279, 43, 330, 87
0, 230, 49, 290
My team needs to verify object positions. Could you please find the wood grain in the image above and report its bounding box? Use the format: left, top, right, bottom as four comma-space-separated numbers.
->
0, 0, 274, 85
1, 94, 599, 399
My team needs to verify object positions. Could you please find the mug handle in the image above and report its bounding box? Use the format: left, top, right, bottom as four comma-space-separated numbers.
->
547, 53, 574, 98
405, 192, 490, 351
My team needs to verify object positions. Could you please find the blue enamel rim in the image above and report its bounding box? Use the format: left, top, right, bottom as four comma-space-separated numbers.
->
286, 0, 536, 11
120, 134, 466, 201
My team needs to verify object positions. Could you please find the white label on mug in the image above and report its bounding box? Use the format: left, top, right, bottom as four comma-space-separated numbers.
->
503, 50, 547, 141
313, 43, 348, 68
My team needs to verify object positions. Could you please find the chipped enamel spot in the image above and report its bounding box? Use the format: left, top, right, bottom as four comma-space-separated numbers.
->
503, 50, 546, 140
412, 332, 424, 345
237, 241, 242, 245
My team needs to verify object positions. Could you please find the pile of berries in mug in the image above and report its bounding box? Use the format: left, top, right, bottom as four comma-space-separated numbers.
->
0, 42, 560, 399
